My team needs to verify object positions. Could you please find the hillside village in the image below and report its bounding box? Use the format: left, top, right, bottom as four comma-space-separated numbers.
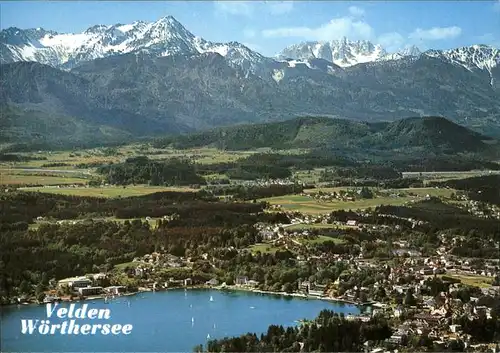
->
35, 186, 500, 352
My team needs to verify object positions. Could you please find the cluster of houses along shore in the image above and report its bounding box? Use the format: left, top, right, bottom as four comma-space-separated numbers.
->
54, 274, 126, 299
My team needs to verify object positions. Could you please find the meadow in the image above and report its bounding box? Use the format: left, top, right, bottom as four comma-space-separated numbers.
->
298, 235, 345, 245
439, 274, 494, 288
0, 169, 89, 185
260, 194, 416, 214
20, 185, 197, 198
248, 243, 284, 254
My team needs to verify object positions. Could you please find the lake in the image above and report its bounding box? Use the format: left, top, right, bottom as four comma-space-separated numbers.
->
1, 289, 360, 352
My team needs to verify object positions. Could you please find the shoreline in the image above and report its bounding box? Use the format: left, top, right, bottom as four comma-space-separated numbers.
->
169, 285, 362, 307
2, 285, 365, 308
221, 286, 362, 306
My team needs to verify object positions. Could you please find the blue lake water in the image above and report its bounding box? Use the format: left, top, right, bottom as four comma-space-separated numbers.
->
1, 289, 360, 352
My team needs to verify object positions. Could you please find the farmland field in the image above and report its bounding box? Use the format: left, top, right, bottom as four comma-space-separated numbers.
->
298, 235, 345, 245
0, 170, 88, 185
260, 194, 415, 214
20, 185, 197, 198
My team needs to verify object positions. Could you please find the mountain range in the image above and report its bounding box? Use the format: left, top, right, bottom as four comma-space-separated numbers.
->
1, 16, 500, 149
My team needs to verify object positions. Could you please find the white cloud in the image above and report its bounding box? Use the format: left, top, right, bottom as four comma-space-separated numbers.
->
260, 7, 463, 54
262, 17, 374, 41
409, 26, 462, 41
377, 32, 405, 51
348, 6, 365, 17
267, 1, 294, 15
214, 1, 254, 17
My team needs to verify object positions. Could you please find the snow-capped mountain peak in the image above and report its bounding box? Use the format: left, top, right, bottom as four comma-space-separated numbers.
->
400, 45, 421, 57
424, 45, 499, 73
276, 38, 387, 67
84, 24, 110, 35
380, 45, 422, 61
0, 15, 267, 71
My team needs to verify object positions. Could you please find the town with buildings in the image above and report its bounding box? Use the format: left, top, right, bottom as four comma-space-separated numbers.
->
33, 187, 500, 352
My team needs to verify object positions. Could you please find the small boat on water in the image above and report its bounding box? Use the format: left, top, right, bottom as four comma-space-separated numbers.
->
209, 296, 214, 302
207, 333, 211, 339
191, 317, 194, 323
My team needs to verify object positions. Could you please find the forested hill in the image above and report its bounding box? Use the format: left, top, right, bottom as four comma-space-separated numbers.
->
153, 116, 497, 155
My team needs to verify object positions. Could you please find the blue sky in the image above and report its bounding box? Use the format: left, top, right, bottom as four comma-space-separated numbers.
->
1, 1, 499, 55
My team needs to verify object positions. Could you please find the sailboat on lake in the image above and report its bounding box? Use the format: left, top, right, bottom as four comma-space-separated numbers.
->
209, 295, 214, 302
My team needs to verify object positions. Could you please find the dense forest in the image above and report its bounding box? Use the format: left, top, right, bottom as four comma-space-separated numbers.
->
195, 310, 393, 352
195, 152, 355, 180
96, 156, 206, 186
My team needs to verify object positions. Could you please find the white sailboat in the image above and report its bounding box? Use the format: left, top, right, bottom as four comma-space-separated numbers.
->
207, 333, 211, 339
191, 317, 194, 323
209, 295, 214, 302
